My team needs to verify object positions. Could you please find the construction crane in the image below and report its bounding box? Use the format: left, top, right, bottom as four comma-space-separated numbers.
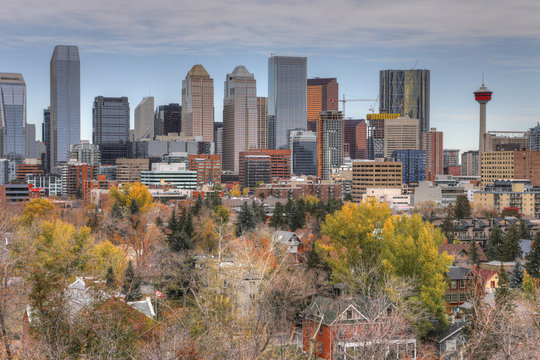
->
338, 94, 377, 118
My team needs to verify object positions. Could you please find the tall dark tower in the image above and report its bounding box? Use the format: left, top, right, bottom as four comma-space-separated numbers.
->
474, 83, 492, 153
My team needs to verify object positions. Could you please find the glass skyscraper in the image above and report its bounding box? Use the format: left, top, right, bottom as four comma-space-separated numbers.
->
0, 73, 26, 162
289, 130, 317, 176
391, 149, 426, 185
42, 108, 51, 172
92, 96, 130, 165
268, 56, 307, 149
50, 45, 80, 167
379, 69, 430, 134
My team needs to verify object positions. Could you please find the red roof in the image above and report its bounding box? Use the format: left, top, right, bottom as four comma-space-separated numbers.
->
439, 243, 488, 262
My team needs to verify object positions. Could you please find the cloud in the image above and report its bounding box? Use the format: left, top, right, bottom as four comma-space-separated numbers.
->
2, 0, 540, 54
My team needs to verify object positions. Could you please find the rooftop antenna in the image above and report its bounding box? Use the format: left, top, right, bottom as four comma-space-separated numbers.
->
482, 72, 485, 87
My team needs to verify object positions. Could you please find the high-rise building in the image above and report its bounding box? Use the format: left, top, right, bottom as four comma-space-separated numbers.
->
307, 78, 338, 131
25, 123, 36, 158
214, 122, 223, 155
69, 141, 101, 165
268, 56, 307, 149
239, 154, 271, 188
188, 154, 222, 187
61, 162, 98, 196
289, 130, 317, 176
530, 123, 540, 151
379, 69, 430, 134
443, 149, 460, 174
223, 66, 258, 173
92, 97, 130, 165
239, 149, 291, 182
116, 158, 149, 183
391, 150, 426, 185
317, 111, 344, 180
344, 119, 367, 159
0, 73, 26, 162
43, 108, 51, 172
182, 64, 214, 142
366, 113, 400, 159
134, 97, 154, 140
50, 45, 80, 167
461, 151, 480, 177
155, 103, 181, 136
422, 128, 443, 182
485, 131, 528, 151
383, 117, 420, 158
257, 97, 268, 149
352, 159, 402, 202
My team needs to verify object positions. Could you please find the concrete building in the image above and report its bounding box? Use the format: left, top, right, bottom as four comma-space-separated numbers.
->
344, 119, 367, 159
257, 97, 268, 150
268, 56, 307, 149
188, 154, 222, 187
16, 159, 43, 180
239, 149, 291, 183
307, 78, 338, 131
0, 159, 10, 185
530, 123, 540, 151
134, 97, 154, 140
0, 73, 26, 161
485, 131, 529, 151
352, 159, 402, 202
391, 149, 426, 185
383, 117, 420, 158
363, 187, 411, 209
92, 97, 130, 165
514, 150, 540, 186
240, 154, 271, 188
25, 123, 36, 159
141, 162, 197, 189
366, 113, 400, 159
422, 128, 443, 182
69, 141, 100, 165
223, 66, 258, 173
26, 175, 62, 196
50, 45, 80, 167
182, 64, 214, 142
289, 130, 317, 176
413, 180, 467, 207
379, 69, 430, 134
61, 162, 98, 197
317, 111, 344, 180
474, 180, 540, 218
154, 103, 181, 136
115, 158, 150, 183
443, 149, 460, 174
461, 151, 480, 177
478, 150, 540, 187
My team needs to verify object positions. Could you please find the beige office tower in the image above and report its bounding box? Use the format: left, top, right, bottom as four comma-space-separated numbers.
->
383, 117, 420, 157
134, 96, 154, 140
352, 159, 402, 202
223, 66, 258, 173
257, 97, 268, 149
182, 64, 214, 142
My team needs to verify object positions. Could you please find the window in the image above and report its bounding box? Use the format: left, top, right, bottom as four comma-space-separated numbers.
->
460, 280, 465, 288
346, 309, 353, 319
451, 281, 457, 289
491, 281, 496, 288
318, 342, 323, 354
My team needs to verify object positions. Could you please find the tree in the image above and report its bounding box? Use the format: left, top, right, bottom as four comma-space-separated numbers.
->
105, 267, 116, 289
496, 264, 510, 302
234, 202, 255, 236
510, 260, 524, 289
286, 199, 306, 231
109, 182, 153, 215
250, 201, 266, 225
519, 220, 531, 239
16, 198, 56, 226
469, 240, 481, 267
525, 231, 540, 278
453, 194, 471, 219
522, 270, 536, 301
440, 214, 455, 243
486, 226, 504, 260
501, 223, 521, 262
269, 202, 287, 230
501, 206, 520, 218
122, 260, 141, 302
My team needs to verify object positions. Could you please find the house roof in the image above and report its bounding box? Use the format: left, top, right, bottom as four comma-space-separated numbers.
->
429, 320, 467, 343
447, 266, 471, 280
273, 230, 300, 245
473, 268, 498, 287
439, 243, 488, 262
519, 239, 532, 254
127, 297, 156, 319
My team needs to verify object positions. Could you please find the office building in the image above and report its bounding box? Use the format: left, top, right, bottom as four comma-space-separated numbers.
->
344, 119, 367, 159
530, 123, 540, 151
366, 113, 400, 159
461, 151, 480, 177
188, 154, 222, 187
443, 149, 460, 174
214, 122, 223, 155
61, 162, 98, 197
240, 154, 271, 188
0, 159, 10, 185
383, 117, 420, 158
514, 150, 540, 186
223, 66, 258, 173
422, 128, 443, 182
317, 110, 344, 180
69, 141, 101, 165
307, 78, 338, 131
26, 175, 62, 196
268, 56, 307, 149
141, 162, 197, 189
485, 131, 528, 151
50, 45, 80, 167
182, 64, 214, 142
257, 97, 268, 149
25, 123, 36, 158
379, 69, 430, 134
116, 158, 150, 183
92, 96, 130, 165
289, 130, 317, 176
391, 150, 426, 185
0, 73, 26, 161
155, 103, 181, 136
352, 159, 402, 202
480, 151, 514, 186
239, 149, 291, 182
16, 160, 43, 180
43, 108, 51, 172
134, 96, 154, 140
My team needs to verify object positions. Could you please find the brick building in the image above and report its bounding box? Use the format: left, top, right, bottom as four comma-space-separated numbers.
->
188, 154, 222, 187
239, 149, 291, 185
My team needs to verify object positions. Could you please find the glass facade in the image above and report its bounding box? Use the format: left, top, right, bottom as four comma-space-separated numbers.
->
391, 149, 426, 185
50, 45, 80, 167
379, 70, 430, 134
268, 56, 307, 149
155, 103, 182, 136
290, 130, 317, 176
318, 111, 344, 180
0, 73, 26, 162
92, 97, 130, 165
42, 108, 51, 172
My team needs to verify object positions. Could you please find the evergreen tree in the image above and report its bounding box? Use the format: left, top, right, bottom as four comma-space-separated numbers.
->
495, 264, 510, 302
105, 266, 116, 289
235, 202, 256, 236
184, 212, 194, 238
440, 215, 455, 243
251, 201, 267, 224
123, 261, 142, 301
519, 220, 531, 239
129, 199, 140, 215
509, 260, 524, 289
469, 240, 481, 267
286, 200, 306, 231
269, 202, 287, 229
525, 232, 540, 278
486, 226, 504, 260
192, 195, 203, 215
454, 195, 471, 219
501, 223, 521, 262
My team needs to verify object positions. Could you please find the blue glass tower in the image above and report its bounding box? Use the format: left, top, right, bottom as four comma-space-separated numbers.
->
391, 149, 426, 185
0, 73, 26, 162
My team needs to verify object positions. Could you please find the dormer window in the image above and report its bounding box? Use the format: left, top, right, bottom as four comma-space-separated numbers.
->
346, 309, 353, 319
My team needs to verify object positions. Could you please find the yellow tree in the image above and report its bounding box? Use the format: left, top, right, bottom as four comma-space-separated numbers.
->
16, 198, 56, 226
109, 182, 153, 215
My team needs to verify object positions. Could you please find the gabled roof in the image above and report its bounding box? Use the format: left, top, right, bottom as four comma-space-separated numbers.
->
473, 268, 498, 287
447, 266, 472, 280
439, 243, 488, 262
429, 320, 467, 343
273, 230, 300, 245
127, 297, 156, 319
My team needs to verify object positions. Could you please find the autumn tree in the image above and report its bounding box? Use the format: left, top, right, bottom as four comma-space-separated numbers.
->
123, 260, 142, 302
15, 198, 56, 226
109, 182, 153, 216
501, 206, 520, 218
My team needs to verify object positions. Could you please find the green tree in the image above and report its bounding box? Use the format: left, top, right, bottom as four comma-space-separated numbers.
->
440, 214, 455, 243
519, 220, 531, 239
453, 195, 471, 219
251, 201, 267, 225
509, 260, 524, 289
524, 231, 540, 278
192, 195, 204, 216
486, 226, 504, 260
109, 182, 153, 215
496, 264, 510, 302
523, 270, 537, 301
501, 224, 521, 262
235, 202, 256, 236
123, 260, 142, 301
287, 200, 306, 231
106, 266, 116, 289
469, 240, 481, 267
269, 202, 287, 230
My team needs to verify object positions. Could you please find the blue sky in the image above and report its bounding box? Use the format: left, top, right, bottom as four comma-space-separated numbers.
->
2, 0, 540, 152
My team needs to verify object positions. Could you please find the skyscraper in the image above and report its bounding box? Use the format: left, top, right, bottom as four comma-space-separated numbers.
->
383, 117, 420, 158
223, 66, 258, 173
42, 108, 51, 172
0, 73, 26, 162
379, 69, 430, 134
289, 130, 317, 176
257, 97, 268, 149
307, 78, 338, 132
214, 122, 223, 155
443, 149, 460, 174
268, 56, 307, 149
391, 149, 426, 185
92, 96, 130, 165
134, 96, 154, 140
317, 111, 344, 180
530, 123, 540, 151
461, 150, 480, 177
422, 128, 443, 182
182, 64, 214, 142
344, 119, 367, 159
155, 103, 181, 136
50, 45, 80, 167
366, 113, 400, 159
25, 123, 36, 158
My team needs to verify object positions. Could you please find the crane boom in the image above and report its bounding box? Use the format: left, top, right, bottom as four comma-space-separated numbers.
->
338, 94, 377, 117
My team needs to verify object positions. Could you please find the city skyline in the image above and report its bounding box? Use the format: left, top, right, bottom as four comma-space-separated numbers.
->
2, 1, 540, 152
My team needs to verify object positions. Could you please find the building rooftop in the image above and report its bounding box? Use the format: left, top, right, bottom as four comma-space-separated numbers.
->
187, 64, 210, 79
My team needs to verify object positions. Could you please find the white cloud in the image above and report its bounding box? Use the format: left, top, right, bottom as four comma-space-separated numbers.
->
2, 0, 540, 54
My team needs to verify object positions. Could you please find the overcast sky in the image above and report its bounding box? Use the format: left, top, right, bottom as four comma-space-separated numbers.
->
2, 0, 540, 151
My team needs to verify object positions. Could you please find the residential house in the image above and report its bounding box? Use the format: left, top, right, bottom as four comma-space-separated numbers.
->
428, 319, 467, 360
439, 243, 488, 267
